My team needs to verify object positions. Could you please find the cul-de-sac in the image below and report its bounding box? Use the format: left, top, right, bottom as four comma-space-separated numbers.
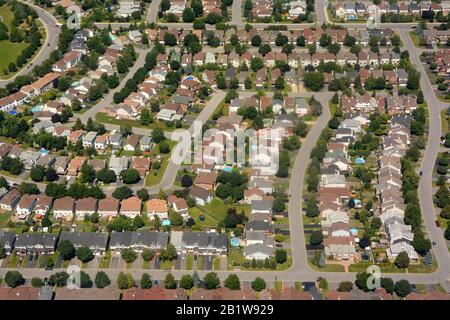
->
0, 0, 449, 301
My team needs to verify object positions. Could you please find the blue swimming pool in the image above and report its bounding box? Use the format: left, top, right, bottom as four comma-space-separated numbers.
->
162, 220, 171, 226
355, 157, 365, 164
230, 237, 240, 247
223, 166, 233, 172
31, 105, 43, 113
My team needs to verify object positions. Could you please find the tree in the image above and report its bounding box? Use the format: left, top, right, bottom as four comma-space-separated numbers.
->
394, 251, 410, 269
117, 272, 134, 290
203, 272, 220, 290
121, 249, 137, 263
309, 231, 324, 246
181, 175, 193, 187
160, 244, 178, 261
394, 280, 411, 298
251, 277, 266, 292
303, 72, 324, 91
31, 277, 44, 288
5, 271, 25, 288
137, 188, 149, 201
30, 165, 46, 182
338, 281, 353, 292
224, 274, 240, 290
58, 240, 75, 260
380, 277, 395, 294
164, 273, 177, 289
46, 168, 58, 182
139, 108, 152, 126
182, 7, 195, 22
120, 169, 141, 184
152, 129, 166, 143
80, 271, 93, 288
112, 186, 133, 200
141, 248, 154, 262
275, 249, 287, 264
359, 236, 371, 249
179, 274, 194, 289
76, 247, 94, 263
95, 271, 111, 288
445, 224, 450, 240
141, 273, 153, 289
355, 272, 371, 292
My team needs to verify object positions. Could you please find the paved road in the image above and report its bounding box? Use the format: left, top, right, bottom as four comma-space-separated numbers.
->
146, 0, 161, 24
231, 0, 242, 25
399, 30, 450, 284
315, 0, 329, 25
79, 47, 151, 124
0, 0, 60, 87
146, 90, 226, 194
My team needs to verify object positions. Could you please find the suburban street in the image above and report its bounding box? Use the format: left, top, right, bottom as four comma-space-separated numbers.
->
0, 0, 60, 87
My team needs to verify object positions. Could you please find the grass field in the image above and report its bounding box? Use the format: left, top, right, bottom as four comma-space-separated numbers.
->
99, 251, 111, 269
0, 211, 12, 227
95, 112, 182, 131
0, 5, 39, 77
186, 254, 194, 270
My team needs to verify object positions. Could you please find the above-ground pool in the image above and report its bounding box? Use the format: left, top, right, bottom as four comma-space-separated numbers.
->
162, 220, 171, 226
355, 157, 365, 164
230, 237, 240, 247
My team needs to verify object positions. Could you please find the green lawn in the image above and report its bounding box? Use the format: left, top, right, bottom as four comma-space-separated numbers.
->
186, 254, 194, 270
95, 112, 182, 131
213, 257, 221, 270
7, 253, 19, 268
308, 261, 346, 272
274, 280, 283, 292
99, 251, 111, 269
441, 110, 449, 135
145, 140, 177, 187
197, 256, 204, 270
0, 5, 14, 27
161, 260, 173, 270
0, 211, 12, 227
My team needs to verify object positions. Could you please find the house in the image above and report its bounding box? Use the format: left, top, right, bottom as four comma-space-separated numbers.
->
54, 287, 120, 300
245, 220, 274, 234
245, 230, 268, 246
170, 231, 228, 255
15, 195, 37, 220
131, 157, 151, 177
82, 131, 97, 148
251, 200, 272, 214
109, 231, 169, 253
244, 188, 265, 204
59, 231, 108, 255
67, 156, 86, 176
123, 286, 187, 300
139, 136, 153, 152
128, 30, 142, 42
168, 196, 189, 217
74, 197, 98, 220
123, 134, 140, 151
52, 196, 75, 221
0, 230, 16, 255
120, 196, 141, 218
0, 286, 53, 300
19, 151, 41, 170
15, 233, 57, 255
33, 196, 53, 219
109, 156, 129, 176
97, 197, 120, 219
69, 130, 87, 144
323, 236, 356, 261
146, 199, 168, 221
189, 186, 213, 205
52, 50, 83, 72
94, 134, 109, 151
0, 189, 21, 211
193, 172, 218, 191
244, 243, 274, 260
54, 156, 70, 175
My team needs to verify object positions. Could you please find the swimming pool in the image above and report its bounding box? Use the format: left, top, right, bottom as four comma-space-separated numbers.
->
31, 105, 43, 113
355, 157, 365, 164
162, 220, 171, 226
230, 237, 240, 247
223, 166, 233, 172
